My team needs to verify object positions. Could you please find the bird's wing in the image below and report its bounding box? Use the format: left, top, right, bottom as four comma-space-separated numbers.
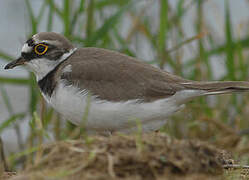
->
60, 48, 187, 102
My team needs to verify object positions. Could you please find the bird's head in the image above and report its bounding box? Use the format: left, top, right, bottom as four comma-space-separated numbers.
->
5, 32, 75, 80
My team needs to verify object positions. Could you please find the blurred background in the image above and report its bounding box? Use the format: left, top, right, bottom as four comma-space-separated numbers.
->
0, 0, 249, 169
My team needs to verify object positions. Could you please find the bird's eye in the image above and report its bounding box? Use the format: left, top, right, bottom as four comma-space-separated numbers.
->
34, 44, 48, 55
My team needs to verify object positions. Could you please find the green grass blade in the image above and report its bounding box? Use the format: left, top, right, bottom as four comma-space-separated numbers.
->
0, 77, 30, 85
236, 38, 248, 80
29, 74, 38, 114
8, 146, 39, 166
47, 1, 54, 31
158, 0, 168, 53
63, 0, 71, 37
113, 27, 136, 57
71, 0, 85, 32
43, 108, 54, 128
0, 113, 25, 134
95, 0, 130, 9
86, 0, 95, 40
25, 0, 37, 34
167, 33, 206, 53
37, 1, 47, 23
85, 1, 134, 46
46, 0, 63, 18
0, 51, 14, 61
184, 37, 249, 66
176, 0, 185, 17
158, 0, 168, 68
0, 85, 13, 115
225, 0, 235, 80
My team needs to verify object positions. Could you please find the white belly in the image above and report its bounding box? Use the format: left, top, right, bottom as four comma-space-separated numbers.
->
42, 81, 190, 133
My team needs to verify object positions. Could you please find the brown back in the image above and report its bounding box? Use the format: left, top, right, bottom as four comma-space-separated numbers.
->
59, 48, 189, 102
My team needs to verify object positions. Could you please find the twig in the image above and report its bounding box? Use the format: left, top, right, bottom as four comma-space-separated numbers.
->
201, 116, 237, 135
239, 128, 249, 135
223, 164, 249, 169
166, 31, 208, 53
107, 153, 116, 178
0, 137, 8, 171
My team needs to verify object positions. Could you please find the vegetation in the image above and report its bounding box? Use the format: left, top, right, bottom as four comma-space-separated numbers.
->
0, 0, 249, 178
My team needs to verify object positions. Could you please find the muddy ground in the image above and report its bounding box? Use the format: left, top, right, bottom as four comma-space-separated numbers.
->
1, 133, 248, 180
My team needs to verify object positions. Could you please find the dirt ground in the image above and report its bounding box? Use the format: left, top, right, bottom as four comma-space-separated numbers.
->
1, 133, 248, 180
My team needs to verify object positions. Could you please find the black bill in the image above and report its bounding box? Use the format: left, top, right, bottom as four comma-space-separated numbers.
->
4, 57, 26, 69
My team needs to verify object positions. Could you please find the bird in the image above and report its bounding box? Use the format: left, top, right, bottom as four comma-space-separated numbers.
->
4, 32, 249, 133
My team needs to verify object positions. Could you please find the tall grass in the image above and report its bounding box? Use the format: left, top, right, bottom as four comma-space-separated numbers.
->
0, 0, 249, 170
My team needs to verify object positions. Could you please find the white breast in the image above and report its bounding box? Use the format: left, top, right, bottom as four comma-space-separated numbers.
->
42, 80, 202, 133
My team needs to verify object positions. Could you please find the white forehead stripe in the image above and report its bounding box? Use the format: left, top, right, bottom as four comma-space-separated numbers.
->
41, 40, 60, 46
21, 43, 32, 53
32, 34, 39, 44
32, 34, 60, 46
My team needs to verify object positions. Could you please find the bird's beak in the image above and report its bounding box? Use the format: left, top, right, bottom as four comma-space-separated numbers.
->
4, 57, 26, 69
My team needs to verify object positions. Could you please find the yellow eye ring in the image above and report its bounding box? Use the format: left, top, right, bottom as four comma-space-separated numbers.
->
34, 44, 48, 55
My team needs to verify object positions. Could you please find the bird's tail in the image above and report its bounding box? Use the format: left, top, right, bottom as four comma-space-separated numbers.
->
173, 81, 249, 104
182, 81, 249, 94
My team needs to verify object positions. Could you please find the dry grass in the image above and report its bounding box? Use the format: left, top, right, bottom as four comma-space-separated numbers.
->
2, 132, 247, 180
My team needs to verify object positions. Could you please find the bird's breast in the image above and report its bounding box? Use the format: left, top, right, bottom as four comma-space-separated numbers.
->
41, 80, 183, 133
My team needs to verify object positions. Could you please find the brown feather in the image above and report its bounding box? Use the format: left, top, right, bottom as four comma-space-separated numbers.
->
56, 48, 249, 102
181, 81, 249, 94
